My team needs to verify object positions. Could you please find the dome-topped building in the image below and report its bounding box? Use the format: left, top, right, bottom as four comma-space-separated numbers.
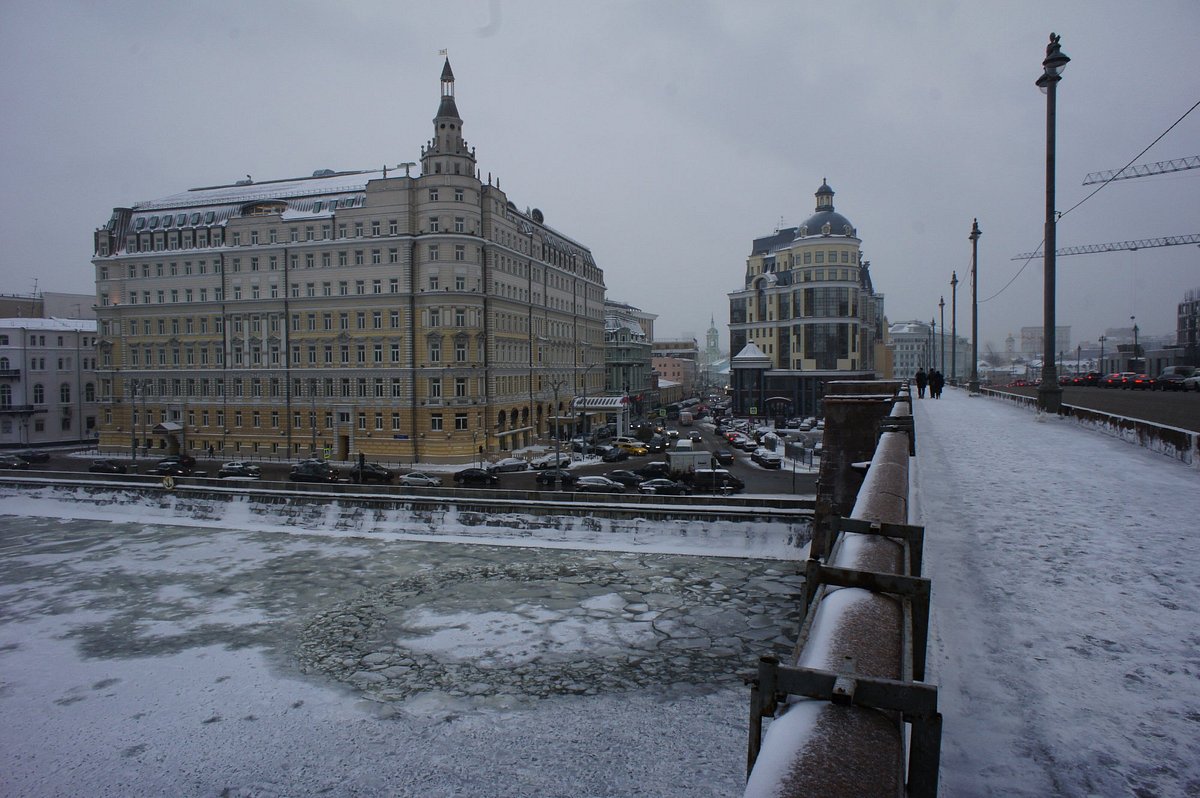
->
726, 178, 885, 418
798, 179, 856, 239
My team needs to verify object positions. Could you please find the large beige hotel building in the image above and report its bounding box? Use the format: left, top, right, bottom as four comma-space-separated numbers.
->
92, 60, 605, 463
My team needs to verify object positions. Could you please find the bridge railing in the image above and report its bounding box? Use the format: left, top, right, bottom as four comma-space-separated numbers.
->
745, 382, 941, 797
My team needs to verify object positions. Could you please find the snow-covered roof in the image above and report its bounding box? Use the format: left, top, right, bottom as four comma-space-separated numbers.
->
0, 317, 97, 332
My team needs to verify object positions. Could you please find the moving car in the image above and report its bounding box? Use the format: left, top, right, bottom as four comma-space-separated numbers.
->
490, 457, 529, 472
398, 471, 442, 488
1155, 366, 1194, 391
530, 452, 572, 470
147, 461, 192, 477
634, 462, 672, 479
88, 459, 127, 474
1128, 373, 1155, 390
572, 476, 625, 493
1184, 372, 1200, 392
713, 449, 735, 466
350, 462, 394, 483
453, 467, 499, 486
15, 450, 50, 464
598, 445, 629, 462
617, 441, 648, 456
289, 460, 341, 483
0, 454, 30, 469
688, 468, 745, 493
637, 478, 690, 496
606, 470, 644, 488
534, 467, 577, 487
218, 461, 262, 479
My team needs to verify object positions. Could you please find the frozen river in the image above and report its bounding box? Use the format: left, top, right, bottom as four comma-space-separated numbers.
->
0, 510, 805, 797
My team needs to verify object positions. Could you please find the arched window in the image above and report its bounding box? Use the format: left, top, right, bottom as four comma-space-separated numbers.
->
32, 384, 45, 404
0, 356, 9, 369
60, 383, 71, 403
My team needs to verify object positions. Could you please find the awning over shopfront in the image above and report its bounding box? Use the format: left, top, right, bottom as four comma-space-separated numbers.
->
152, 422, 183, 435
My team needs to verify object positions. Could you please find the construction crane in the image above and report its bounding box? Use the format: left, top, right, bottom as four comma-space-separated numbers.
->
1083, 156, 1200, 185
1012, 233, 1200, 260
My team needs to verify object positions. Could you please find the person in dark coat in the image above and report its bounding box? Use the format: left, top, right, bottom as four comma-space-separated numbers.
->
915, 368, 928, 398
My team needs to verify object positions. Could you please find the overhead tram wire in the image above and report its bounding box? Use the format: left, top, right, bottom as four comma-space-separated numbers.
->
984, 97, 1200, 304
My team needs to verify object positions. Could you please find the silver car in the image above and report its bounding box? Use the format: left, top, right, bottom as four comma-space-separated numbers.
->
398, 471, 442, 487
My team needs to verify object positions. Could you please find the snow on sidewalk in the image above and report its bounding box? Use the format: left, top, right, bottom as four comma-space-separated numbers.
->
912, 389, 1200, 798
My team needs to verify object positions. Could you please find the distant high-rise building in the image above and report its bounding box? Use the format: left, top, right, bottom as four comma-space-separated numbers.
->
91, 60, 605, 463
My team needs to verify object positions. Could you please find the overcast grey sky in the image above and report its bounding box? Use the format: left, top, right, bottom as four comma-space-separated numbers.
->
1, 0, 1197, 353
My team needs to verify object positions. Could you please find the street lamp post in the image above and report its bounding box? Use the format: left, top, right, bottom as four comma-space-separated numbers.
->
1035, 32, 1070, 413
130, 379, 138, 462
951, 272, 959, 383
309, 379, 317, 455
969, 220, 982, 393
1098, 334, 1106, 374
939, 296, 946, 376
1131, 316, 1140, 371
930, 318, 937, 371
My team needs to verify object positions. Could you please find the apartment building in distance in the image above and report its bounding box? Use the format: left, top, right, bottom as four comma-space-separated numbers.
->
91, 60, 605, 463
727, 180, 885, 419
0, 317, 100, 447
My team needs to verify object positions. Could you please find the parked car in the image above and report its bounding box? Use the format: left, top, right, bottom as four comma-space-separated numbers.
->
398, 471, 443, 488
713, 449, 735, 466
1128, 373, 1156, 390
289, 460, 341, 483
530, 452, 572, 470
573, 476, 626, 494
606, 470, 645, 488
0, 454, 30, 469
218, 461, 262, 479
751, 448, 783, 469
490, 457, 529, 472
534, 467, 577, 487
453, 467, 499, 487
88, 459, 127, 474
637, 478, 690, 496
350, 462, 394, 483
15, 449, 50, 464
598, 445, 629, 462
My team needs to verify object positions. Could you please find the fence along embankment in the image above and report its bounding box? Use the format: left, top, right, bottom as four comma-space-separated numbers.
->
745, 382, 940, 797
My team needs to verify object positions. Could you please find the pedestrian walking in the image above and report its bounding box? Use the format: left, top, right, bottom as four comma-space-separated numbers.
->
915, 368, 928, 399
931, 370, 945, 399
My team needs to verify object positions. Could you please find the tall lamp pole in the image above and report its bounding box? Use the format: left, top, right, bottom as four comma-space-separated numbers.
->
938, 296, 946, 375
930, 318, 937, 370
969, 220, 982, 393
1098, 334, 1106, 374
951, 272, 959, 383
1035, 32, 1070, 412
1131, 316, 1140, 371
